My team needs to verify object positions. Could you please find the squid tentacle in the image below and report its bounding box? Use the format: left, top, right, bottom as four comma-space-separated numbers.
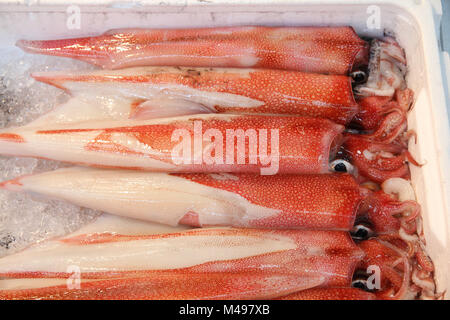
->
354, 237, 418, 300
374, 240, 411, 300
375, 235, 442, 300
354, 37, 407, 98
353, 89, 413, 143
356, 177, 421, 237
364, 108, 407, 144
340, 135, 414, 183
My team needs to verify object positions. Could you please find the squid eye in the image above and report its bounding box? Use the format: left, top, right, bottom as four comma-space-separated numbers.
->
351, 70, 367, 84
351, 271, 376, 292
330, 159, 354, 174
351, 279, 370, 291
351, 224, 374, 241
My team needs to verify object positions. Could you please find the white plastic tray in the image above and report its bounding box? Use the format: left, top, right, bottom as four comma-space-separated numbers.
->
0, 0, 449, 298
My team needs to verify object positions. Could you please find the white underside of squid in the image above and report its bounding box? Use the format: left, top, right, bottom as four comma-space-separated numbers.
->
0, 114, 238, 170
27, 96, 132, 127
2, 215, 355, 297
0, 223, 296, 276
0, 214, 190, 290
28, 67, 264, 126
1, 167, 280, 226
0, 127, 176, 170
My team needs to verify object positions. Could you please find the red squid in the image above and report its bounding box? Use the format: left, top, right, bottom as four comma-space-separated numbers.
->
1, 169, 434, 298
0, 114, 413, 180
28, 66, 412, 142
0, 208, 434, 299
0, 216, 434, 300
17, 26, 369, 74
0, 169, 420, 237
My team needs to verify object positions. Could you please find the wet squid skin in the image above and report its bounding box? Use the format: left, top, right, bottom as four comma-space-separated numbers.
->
0, 114, 412, 182
29, 65, 412, 141
0, 114, 342, 175
13, 28, 414, 182
17, 27, 408, 141
31, 67, 360, 126
0, 170, 420, 236
277, 287, 377, 300
16, 26, 369, 74
0, 226, 423, 300
0, 170, 435, 299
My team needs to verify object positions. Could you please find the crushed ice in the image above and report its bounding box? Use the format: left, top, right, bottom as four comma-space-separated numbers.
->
0, 48, 99, 257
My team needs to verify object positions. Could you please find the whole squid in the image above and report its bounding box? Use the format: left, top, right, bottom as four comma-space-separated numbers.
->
0, 215, 434, 300
0, 169, 420, 236
0, 114, 412, 180
29, 66, 412, 143
17, 27, 409, 142
17, 26, 369, 74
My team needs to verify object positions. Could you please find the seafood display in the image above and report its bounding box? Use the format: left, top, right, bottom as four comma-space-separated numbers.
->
0, 216, 432, 300
0, 26, 440, 300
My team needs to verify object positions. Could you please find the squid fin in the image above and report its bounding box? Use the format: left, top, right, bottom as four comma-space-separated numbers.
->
129, 97, 215, 120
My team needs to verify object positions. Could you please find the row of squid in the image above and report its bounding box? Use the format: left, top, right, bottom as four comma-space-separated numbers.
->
0, 26, 440, 299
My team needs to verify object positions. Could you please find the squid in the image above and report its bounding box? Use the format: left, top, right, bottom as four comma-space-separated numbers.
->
0, 213, 434, 300
0, 169, 420, 236
17, 27, 409, 140
28, 66, 412, 142
0, 168, 434, 292
0, 114, 413, 180
16, 26, 369, 74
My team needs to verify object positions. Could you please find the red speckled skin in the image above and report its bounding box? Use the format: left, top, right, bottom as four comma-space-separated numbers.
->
280, 239, 412, 300
17, 26, 369, 74
36, 115, 344, 174
175, 173, 363, 230
0, 230, 365, 299
0, 273, 320, 300
0, 170, 416, 235
277, 287, 377, 300
33, 67, 358, 125
0, 230, 412, 300
1, 230, 362, 286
